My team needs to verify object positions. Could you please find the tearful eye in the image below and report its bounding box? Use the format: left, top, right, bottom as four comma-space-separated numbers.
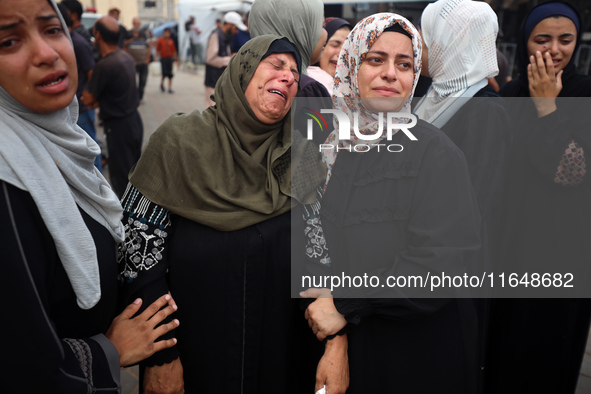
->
268, 62, 281, 70
0, 39, 17, 49
46, 27, 63, 35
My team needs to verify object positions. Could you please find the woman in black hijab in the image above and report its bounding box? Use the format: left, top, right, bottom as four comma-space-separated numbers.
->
488, 2, 591, 393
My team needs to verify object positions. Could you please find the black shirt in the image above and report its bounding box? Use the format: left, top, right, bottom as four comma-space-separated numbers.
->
87, 49, 139, 120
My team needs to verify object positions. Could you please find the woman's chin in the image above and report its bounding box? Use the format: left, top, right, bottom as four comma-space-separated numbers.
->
361, 96, 407, 113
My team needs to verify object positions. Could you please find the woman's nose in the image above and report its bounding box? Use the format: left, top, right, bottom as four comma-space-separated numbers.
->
32, 34, 59, 66
280, 69, 296, 86
548, 40, 560, 56
381, 62, 398, 81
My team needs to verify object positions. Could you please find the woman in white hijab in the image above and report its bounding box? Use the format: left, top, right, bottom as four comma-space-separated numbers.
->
414, 2, 512, 389
415, 0, 499, 125
0, 0, 178, 391
415, 0, 511, 216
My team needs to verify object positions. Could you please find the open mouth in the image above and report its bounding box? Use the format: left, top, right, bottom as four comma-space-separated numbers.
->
269, 89, 286, 99
39, 76, 65, 87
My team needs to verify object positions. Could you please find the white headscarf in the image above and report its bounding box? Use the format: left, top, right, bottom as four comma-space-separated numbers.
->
414, 0, 499, 124
0, 0, 124, 310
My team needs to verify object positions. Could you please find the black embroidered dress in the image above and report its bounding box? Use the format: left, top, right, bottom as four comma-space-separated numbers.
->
119, 186, 317, 393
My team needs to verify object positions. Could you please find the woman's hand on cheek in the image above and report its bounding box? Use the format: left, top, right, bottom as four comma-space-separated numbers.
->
528, 51, 562, 117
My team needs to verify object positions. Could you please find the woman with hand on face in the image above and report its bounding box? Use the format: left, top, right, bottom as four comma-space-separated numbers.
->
488, 2, 591, 393
308, 18, 352, 93
299, 13, 481, 394
0, 1, 179, 392
118, 35, 325, 393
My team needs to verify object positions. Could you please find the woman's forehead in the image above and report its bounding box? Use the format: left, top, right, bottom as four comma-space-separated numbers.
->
366, 31, 413, 56
532, 16, 577, 33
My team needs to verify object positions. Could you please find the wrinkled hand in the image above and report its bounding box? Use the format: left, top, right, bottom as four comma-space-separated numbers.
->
106, 294, 179, 367
528, 51, 562, 117
316, 335, 349, 394
301, 288, 347, 341
144, 357, 185, 394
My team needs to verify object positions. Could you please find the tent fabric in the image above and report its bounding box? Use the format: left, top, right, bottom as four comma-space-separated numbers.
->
176, 0, 252, 61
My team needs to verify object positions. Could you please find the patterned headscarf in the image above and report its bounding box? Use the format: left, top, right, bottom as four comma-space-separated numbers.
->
323, 13, 422, 187
414, 0, 499, 123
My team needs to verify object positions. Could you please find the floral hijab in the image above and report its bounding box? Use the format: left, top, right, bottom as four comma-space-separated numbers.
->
323, 13, 422, 187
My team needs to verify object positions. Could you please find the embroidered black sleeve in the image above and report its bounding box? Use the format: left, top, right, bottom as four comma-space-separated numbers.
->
59, 336, 120, 392
63, 338, 94, 387
118, 185, 172, 282
118, 185, 180, 367
302, 187, 331, 267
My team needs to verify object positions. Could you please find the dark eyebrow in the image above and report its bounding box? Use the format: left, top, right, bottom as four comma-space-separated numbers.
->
366, 50, 387, 57
267, 55, 287, 65
534, 33, 575, 39
0, 21, 21, 31
327, 38, 343, 44
366, 50, 413, 61
0, 15, 58, 31
37, 15, 60, 23
267, 55, 299, 74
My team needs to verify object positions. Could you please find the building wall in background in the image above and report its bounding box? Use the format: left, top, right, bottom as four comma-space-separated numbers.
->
79, 0, 179, 28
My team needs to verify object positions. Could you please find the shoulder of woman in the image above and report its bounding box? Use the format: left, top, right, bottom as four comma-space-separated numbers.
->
412, 118, 450, 142
298, 75, 331, 98
146, 109, 215, 149
411, 119, 466, 159
561, 72, 591, 97
499, 79, 527, 97
460, 89, 510, 117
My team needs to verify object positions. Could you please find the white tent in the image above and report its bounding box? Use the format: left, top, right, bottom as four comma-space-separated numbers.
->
177, 0, 253, 62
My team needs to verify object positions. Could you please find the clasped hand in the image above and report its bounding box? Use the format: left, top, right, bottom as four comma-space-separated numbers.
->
300, 288, 347, 341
